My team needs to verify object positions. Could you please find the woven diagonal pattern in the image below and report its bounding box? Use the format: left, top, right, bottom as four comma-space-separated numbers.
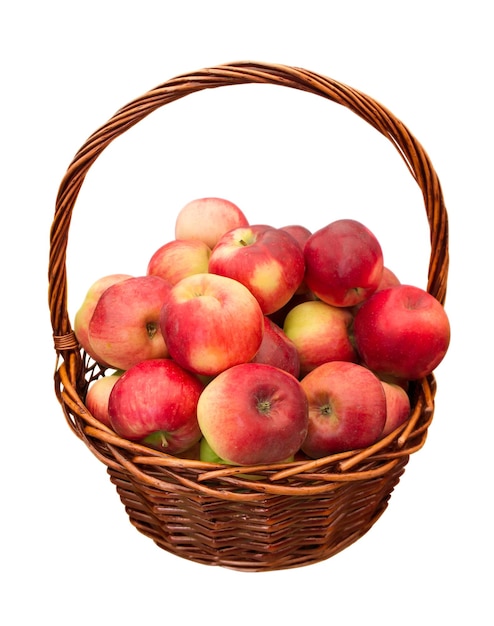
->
48, 62, 448, 571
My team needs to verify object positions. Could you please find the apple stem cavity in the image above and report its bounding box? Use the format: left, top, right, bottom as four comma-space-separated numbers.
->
256, 399, 272, 414
143, 430, 169, 449
146, 321, 158, 340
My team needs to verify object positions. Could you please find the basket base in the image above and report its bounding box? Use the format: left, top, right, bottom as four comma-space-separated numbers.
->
108, 456, 409, 572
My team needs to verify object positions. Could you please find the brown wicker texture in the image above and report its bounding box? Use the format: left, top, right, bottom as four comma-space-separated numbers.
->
48, 61, 449, 572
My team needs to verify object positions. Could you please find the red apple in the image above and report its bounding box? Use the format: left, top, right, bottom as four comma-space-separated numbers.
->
381, 381, 411, 436
280, 224, 312, 249
174, 197, 249, 249
85, 370, 124, 427
303, 219, 384, 307
251, 316, 300, 378
281, 224, 313, 295
108, 358, 204, 454
74, 273, 133, 364
159, 273, 264, 377
283, 300, 358, 376
147, 238, 211, 285
377, 266, 401, 291
208, 224, 305, 314
197, 362, 309, 465
88, 275, 172, 371
353, 284, 451, 380
300, 361, 387, 458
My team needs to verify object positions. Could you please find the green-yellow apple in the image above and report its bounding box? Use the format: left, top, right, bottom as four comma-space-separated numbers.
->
108, 358, 204, 454
197, 362, 309, 465
381, 380, 411, 436
353, 284, 451, 380
88, 275, 172, 371
85, 370, 124, 427
174, 197, 249, 249
74, 273, 133, 365
147, 238, 211, 285
300, 361, 387, 458
283, 300, 357, 376
251, 316, 300, 378
159, 273, 264, 377
304, 219, 384, 307
208, 224, 305, 314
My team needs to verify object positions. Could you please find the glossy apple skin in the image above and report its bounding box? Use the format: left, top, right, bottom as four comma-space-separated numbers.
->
85, 370, 124, 427
283, 300, 358, 376
74, 273, 133, 365
377, 266, 400, 291
251, 316, 300, 378
160, 273, 264, 377
208, 225, 305, 315
381, 381, 411, 436
280, 224, 312, 295
197, 362, 309, 465
108, 359, 204, 454
280, 224, 312, 249
88, 275, 171, 371
303, 219, 384, 307
300, 361, 387, 458
147, 238, 211, 285
353, 284, 451, 380
174, 197, 249, 249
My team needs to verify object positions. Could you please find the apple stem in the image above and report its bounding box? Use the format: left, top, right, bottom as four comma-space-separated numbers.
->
146, 322, 158, 339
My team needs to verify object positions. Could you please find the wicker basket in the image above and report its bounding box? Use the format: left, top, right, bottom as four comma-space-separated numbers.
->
48, 61, 449, 572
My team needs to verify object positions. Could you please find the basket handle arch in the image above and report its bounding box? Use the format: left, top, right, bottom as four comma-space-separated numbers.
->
49, 60, 449, 354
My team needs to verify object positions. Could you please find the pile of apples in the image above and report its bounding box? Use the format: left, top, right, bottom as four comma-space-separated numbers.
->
77, 197, 451, 466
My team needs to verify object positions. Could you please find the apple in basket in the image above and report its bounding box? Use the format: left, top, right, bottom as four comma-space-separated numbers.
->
381, 380, 411, 436
174, 197, 249, 250
283, 299, 357, 376
208, 224, 305, 315
353, 284, 451, 380
251, 316, 300, 378
159, 273, 264, 377
147, 238, 211, 286
303, 218, 384, 307
74, 273, 133, 364
300, 361, 387, 458
88, 275, 172, 371
108, 358, 204, 454
197, 362, 309, 465
85, 370, 124, 427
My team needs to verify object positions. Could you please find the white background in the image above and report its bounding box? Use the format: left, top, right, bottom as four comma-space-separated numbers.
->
2, 1, 492, 624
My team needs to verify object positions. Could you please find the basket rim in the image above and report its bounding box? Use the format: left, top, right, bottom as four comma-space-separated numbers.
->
48, 60, 448, 496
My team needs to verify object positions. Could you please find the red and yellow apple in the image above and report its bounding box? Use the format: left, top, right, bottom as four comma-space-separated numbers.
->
283, 300, 357, 375
353, 284, 451, 380
303, 218, 384, 307
251, 316, 300, 378
208, 224, 305, 314
85, 370, 124, 427
174, 197, 249, 249
88, 275, 171, 371
197, 362, 309, 465
381, 380, 411, 436
74, 273, 133, 364
147, 238, 211, 285
300, 361, 387, 458
108, 358, 204, 454
159, 273, 264, 377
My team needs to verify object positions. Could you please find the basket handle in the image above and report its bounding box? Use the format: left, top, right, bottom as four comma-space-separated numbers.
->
49, 60, 449, 354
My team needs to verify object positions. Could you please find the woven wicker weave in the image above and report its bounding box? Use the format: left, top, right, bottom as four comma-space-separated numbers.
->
48, 61, 449, 572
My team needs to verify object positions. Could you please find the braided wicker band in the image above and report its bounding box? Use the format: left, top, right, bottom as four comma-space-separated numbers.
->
48, 62, 448, 571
